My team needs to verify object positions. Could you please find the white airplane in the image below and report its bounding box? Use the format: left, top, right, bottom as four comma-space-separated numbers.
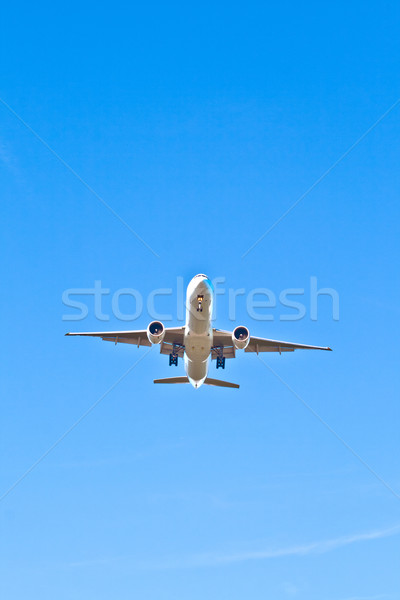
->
66, 274, 331, 389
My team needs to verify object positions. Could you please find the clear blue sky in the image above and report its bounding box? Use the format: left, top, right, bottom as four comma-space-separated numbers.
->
1, 1, 400, 598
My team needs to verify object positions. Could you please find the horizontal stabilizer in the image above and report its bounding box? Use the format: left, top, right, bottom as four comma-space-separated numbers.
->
153, 376, 239, 388
204, 378, 239, 389
154, 377, 189, 384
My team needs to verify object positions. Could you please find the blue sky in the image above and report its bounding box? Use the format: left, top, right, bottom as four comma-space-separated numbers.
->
1, 1, 400, 598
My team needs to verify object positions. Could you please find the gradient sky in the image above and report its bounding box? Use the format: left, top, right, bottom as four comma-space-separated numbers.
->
1, 1, 400, 599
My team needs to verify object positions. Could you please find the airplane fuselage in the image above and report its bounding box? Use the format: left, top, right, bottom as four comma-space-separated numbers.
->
184, 274, 214, 388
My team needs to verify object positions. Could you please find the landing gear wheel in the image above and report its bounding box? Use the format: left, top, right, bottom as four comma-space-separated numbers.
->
216, 356, 225, 369
169, 354, 178, 366
197, 295, 204, 312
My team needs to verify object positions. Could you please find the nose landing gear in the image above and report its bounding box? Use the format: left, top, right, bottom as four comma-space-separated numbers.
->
197, 295, 204, 312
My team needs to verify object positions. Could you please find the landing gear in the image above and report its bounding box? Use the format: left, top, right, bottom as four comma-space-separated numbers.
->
169, 353, 178, 366
215, 346, 225, 369
216, 356, 225, 369
169, 343, 182, 367
197, 295, 204, 312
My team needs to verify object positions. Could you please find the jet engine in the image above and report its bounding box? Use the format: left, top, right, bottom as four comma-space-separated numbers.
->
232, 325, 250, 350
147, 321, 166, 345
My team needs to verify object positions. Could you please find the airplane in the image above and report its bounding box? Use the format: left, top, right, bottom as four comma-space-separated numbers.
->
66, 274, 332, 389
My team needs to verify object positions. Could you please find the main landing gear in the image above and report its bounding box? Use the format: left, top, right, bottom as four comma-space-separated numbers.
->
216, 356, 225, 369
215, 347, 225, 369
169, 354, 178, 366
169, 343, 183, 367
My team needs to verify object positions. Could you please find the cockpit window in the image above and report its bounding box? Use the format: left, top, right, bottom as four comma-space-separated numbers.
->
195, 273, 208, 278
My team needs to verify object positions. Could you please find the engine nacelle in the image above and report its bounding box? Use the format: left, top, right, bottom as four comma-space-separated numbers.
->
147, 321, 166, 345
232, 325, 250, 350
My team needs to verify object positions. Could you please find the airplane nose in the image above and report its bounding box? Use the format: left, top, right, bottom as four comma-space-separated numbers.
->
191, 274, 213, 291
204, 278, 213, 291
192, 273, 210, 284
197, 278, 213, 293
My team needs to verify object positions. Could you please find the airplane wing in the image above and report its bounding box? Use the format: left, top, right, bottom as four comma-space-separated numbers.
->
66, 327, 185, 352
245, 336, 332, 354
212, 329, 331, 358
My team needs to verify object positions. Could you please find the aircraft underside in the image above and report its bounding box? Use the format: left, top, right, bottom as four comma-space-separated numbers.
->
66, 274, 331, 389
